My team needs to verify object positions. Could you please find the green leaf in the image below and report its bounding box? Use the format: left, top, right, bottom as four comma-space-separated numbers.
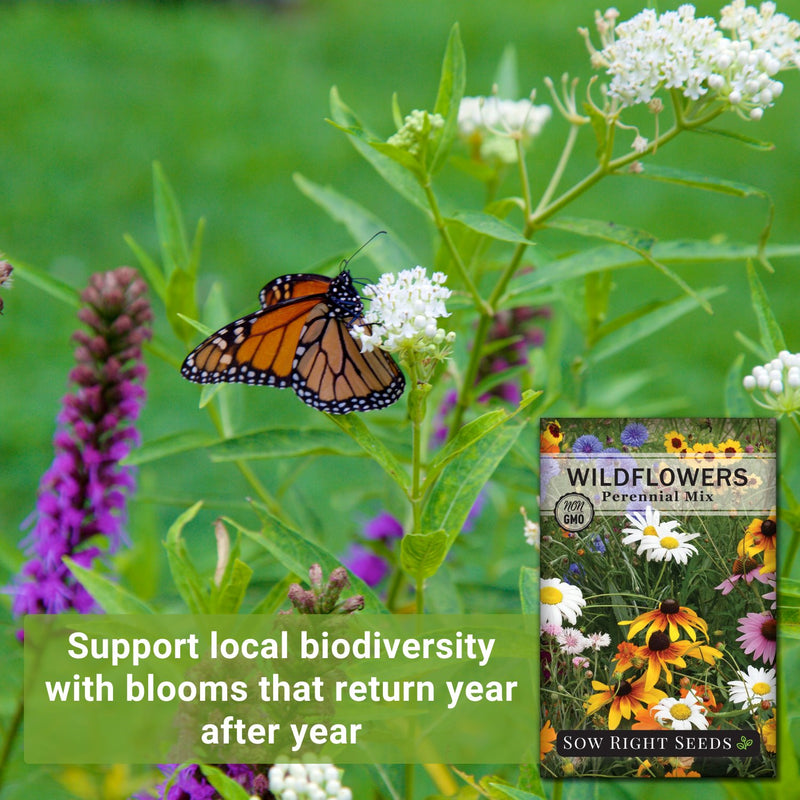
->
583, 101, 608, 157
187, 216, 206, 279
63, 557, 154, 614
293, 174, 417, 273
326, 414, 411, 494
693, 126, 775, 152
634, 162, 771, 200
369, 140, 427, 180
123, 430, 218, 466
198, 765, 252, 800
630, 164, 775, 269
199, 383, 225, 409
430, 23, 466, 174
545, 216, 712, 312
516, 764, 546, 800
488, 783, 546, 800
249, 572, 298, 615
725, 354, 750, 417
400, 530, 448, 579
226, 512, 388, 614
746, 260, 786, 355
502, 239, 800, 307
545, 216, 656, 252
585, 287, 726, 365
210, 558, 253, 614
328, 87, 429, 213
447, 211, 532, 245
519, 566, 539, 619
166, 267, 200, 345
422, 392, 537, 553
391, 91, 404, 130
153, 161, 190, 277
10, 258, 79, 308
124, 233, 167, 302
164, 502, 209, 613
176, 313, 212, 336
205, 427, 366, 462
425, 404, 528, 493
493, 44, 518, 100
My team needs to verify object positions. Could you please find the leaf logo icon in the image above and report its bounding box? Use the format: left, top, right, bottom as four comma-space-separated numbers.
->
736, 735, 754, 750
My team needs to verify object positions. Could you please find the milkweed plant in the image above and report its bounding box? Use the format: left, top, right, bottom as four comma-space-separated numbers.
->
4, 3, 800, 800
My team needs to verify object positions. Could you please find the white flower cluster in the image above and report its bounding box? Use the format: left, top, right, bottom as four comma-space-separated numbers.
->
458, 96, 552, 162
743, 349, 800, 414
268, 763, 352, 800
590, 2, 800, 119
387, 109, 444, 157
351, 267, 454, 357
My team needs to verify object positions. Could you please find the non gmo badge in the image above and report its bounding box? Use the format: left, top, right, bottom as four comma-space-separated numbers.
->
553, 492, 594, 533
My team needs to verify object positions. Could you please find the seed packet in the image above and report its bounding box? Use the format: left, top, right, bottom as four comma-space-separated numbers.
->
539, 418, 777, 778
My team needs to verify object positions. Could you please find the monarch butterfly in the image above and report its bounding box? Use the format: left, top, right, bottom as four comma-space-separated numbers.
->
180, 269, 405, 414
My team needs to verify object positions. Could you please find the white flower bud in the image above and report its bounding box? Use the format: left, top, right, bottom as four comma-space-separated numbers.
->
743, 375, 757, 391
769, 379, 783, 395
757, 374, 770, 389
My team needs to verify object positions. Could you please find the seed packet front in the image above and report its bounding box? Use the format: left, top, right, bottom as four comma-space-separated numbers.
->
538, 418, 777, 778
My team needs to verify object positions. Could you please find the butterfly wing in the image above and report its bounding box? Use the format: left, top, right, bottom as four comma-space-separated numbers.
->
181, 295, 326, 386
259, 273, 332, 309
182, 270, 405, 413
291, 303, 406, 413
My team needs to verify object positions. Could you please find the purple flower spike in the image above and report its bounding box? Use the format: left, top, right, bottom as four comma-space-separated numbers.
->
9, 267, 152, 618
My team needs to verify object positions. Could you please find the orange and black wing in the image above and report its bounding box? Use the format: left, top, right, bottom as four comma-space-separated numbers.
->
259, 273, 332, 309
181, 295, 326, 387
291, 304, 405, 413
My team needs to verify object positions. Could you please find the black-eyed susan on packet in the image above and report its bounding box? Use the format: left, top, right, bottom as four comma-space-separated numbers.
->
538, 418, 777, 779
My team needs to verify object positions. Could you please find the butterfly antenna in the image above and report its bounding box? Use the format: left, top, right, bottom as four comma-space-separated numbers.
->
341, 230, 387, 271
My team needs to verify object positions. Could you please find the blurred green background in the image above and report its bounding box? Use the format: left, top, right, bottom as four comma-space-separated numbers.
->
1, 0, 799, 797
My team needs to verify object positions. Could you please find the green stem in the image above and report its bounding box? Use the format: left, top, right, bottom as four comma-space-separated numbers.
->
788, 413, 800, 440
448, 104, 727, 439
551, 778, 563, 800
408, 363, 428, 614
405, 763, 415, 800
516, 137, 533, 219
386, 564, 405, 612
423, 181, 491, 316
534, 123, 579, 215
0, 690, 23, 790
